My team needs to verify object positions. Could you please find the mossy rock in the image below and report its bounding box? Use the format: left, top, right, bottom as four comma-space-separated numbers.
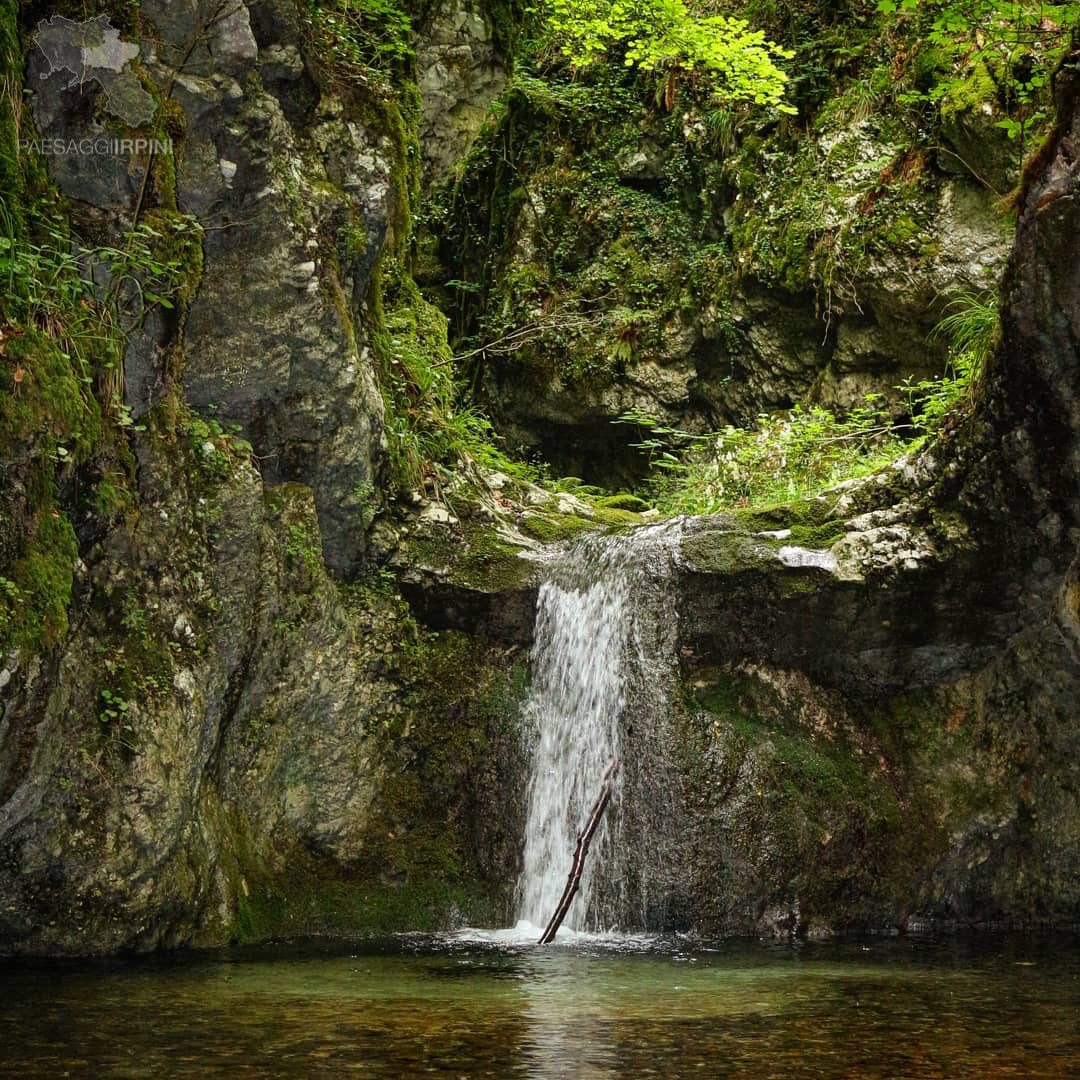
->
785, 523, 848, 549
427, 524, 534, 593
593, 493, 652, 512
681, 530, 775, 574
682, 669, 930, 923
732, 496, 844, 535
0, 331, 103, 457
1, 505, 79, 653
590, 506, 644, 528
518, 510, 596, 544
231, 873, 500, 943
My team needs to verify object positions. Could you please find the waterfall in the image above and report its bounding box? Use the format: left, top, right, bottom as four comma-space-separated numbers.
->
515, 521, 684, 935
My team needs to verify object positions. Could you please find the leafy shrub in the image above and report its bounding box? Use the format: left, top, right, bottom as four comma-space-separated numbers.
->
624, 291, 999, 514
302, 0, 412, 89
623, 397, 906, 513
539, 0, 795, 111
879, 0, 1079, 164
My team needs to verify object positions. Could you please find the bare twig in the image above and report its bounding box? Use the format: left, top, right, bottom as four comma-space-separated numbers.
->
928, 143, 1004, 198
538, 759, 620, 946
448, 292, 618, 364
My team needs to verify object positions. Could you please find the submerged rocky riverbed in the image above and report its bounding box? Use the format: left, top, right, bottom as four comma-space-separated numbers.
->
3, 933, 1080, 1077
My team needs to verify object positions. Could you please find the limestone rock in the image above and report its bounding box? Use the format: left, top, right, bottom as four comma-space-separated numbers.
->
416, 0, 507, 189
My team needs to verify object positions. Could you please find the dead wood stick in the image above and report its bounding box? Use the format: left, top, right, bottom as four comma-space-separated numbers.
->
538, 759, 620, 945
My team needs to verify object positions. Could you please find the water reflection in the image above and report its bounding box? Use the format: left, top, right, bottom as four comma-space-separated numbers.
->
1, 933, 1078, 1077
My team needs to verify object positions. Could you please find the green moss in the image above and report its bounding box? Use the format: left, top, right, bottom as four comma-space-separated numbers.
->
0, 331, 103, 456
346, 84, 421, 258
593, 493, 652, 512
216, 803, 502, 943
881, 214, 921, 248
373, 255, 538, 494
685, 667, 926, 919
480, 0, 524, 62
733, 496, 841, 533
232, 875, 499, 942
138, 207, 205, 309
0, 326, 112, 654
941, 55, 999, 120
783, 522, 847, 549
680, 530, 772, 574
590, 506, 643, 528
455, 532, 533, 591
684, 656, 1052, 929
0, 0, 22, 220
518, 510, 596, 543
435, 65, 708, 398
4, 503, 78, 651
153, 98, 186, 207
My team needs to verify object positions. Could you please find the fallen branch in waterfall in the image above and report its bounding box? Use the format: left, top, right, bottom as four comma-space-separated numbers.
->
538, 759, 620, 945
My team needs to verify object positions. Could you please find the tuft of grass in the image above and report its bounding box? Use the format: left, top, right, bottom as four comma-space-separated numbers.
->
623, 399, 907, 516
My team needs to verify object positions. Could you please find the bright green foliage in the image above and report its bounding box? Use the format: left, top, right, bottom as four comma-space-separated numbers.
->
623, 398, 907, 513
98, 215, 204, 317
879, 1, 1079, 158
437, 0, 1022, 457
540, 0, 795, 110
899, 289, 998, 426
286, 522, 323, 573
930, 289, 998, 360
1, 200, 119, 387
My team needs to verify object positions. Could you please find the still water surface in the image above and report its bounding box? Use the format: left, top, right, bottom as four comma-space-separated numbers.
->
2, 930, 1078, 1077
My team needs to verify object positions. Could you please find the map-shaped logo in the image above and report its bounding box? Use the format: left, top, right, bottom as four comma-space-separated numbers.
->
35, 15, 156, 128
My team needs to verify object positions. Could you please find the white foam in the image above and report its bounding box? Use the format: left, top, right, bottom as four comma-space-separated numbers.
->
445, 921, 664, 952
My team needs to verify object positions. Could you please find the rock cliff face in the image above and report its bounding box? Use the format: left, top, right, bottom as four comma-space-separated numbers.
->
27, 0, 393, 576
659, 52, 1080, 932
1, 0, 1078, 957
416, 0, 507, 189
431, 56, 1015, 483
0, 0, 525, 955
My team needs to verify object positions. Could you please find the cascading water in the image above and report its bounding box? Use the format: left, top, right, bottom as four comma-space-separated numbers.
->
515, 521, 685, 935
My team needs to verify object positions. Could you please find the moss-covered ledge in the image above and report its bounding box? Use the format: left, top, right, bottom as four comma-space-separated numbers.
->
382, 474, 651, 642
